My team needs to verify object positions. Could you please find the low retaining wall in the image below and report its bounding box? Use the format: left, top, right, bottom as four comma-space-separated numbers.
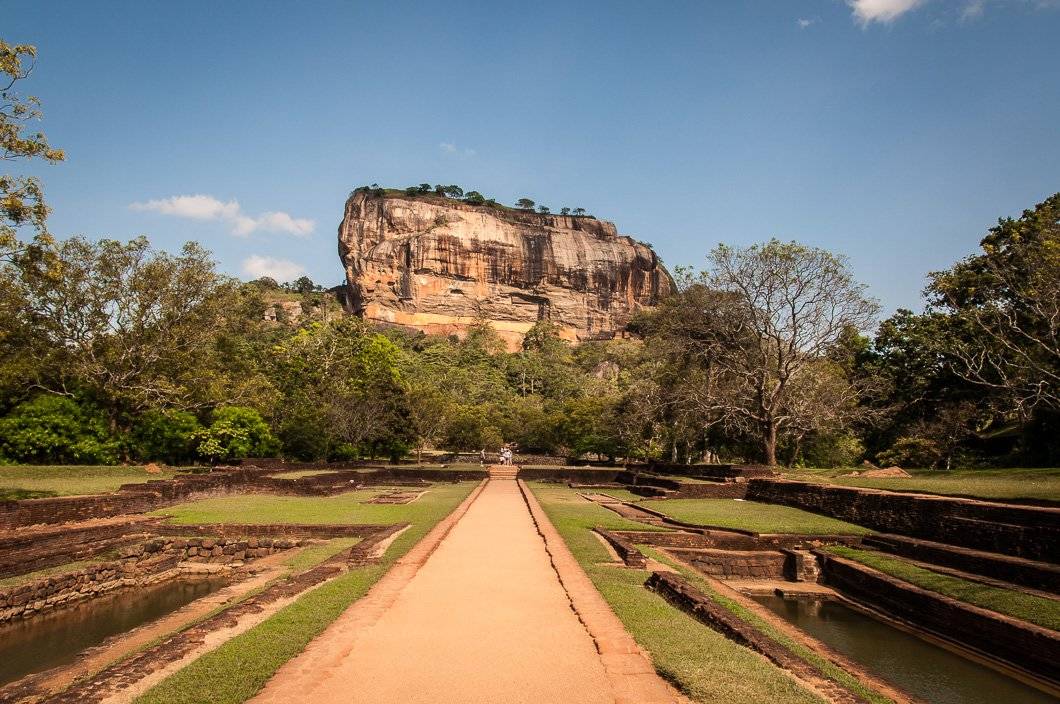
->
646, 571, 864, 704
612, 529, 863, 552
863, 534, 1060, 594
748, 479, 1060, 562
0, 516, 164, 579
668, 547, 787, 579
0, 535, 304, 623
159, 523, 394, 539
819, 552, 1060, 683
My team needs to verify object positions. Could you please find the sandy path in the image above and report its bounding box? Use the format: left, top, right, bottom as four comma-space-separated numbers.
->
251, 479, 634, 703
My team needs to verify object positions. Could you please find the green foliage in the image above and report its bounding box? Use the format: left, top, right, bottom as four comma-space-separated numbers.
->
877, 436, 943, 469
130, 409, 202, 464
0, 395, 119, 464
193, 406, 278, 462
800, 432, 865, 468
515, 197, 535, 210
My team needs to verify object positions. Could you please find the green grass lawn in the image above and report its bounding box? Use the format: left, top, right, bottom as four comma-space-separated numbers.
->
784, 467, 1060, 503
0, 465, 181, 500
153, 486, 473, 525
527, 482, 830, 704
136, 481, 477, 704
825, 546, 1060, 631
638, 498, 871, 535
264, 469, 343, 480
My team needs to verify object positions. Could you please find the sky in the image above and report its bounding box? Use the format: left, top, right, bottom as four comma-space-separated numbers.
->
6, 0, 1059, 315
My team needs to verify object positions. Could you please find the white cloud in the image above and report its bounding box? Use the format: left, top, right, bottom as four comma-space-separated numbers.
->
240, 255, 306, 282
439, 141, 476, 157
129, 194, 315, 238
848, 0, 926, 24
960, 0, 986, 19
797, 17, 818, 28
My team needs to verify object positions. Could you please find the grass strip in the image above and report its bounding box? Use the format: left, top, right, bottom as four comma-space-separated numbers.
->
638, 498, 871, 535
0, 465, 181, 498
784, 467, 1060, 503
135, 482, 475, 704
527, 482, 825, 704
642, 546, 893, 704
825, 546, 1060, 631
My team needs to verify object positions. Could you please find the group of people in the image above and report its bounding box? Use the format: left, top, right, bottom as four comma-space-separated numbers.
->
480, 445, 517, 466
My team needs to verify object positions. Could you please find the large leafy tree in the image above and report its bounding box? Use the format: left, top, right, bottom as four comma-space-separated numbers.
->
1, 40, 64, 261
928, 193, 1060, 415
14, 236, 270, 428
647, 241, 878, 466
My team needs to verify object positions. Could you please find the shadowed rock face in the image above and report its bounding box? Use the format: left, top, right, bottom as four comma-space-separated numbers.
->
338, 191, 674, 349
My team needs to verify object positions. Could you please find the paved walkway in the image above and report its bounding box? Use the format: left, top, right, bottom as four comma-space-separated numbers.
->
251, 478, 678, 704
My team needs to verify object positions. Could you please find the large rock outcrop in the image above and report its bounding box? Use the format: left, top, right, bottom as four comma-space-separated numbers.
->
338, 191, 674, 349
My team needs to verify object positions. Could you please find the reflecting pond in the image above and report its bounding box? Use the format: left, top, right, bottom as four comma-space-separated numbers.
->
753, 595, 1059, 704
0, 576, 228, 687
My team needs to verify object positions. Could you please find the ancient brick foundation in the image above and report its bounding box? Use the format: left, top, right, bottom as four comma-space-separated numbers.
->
0, 535, 303, 623
748, 479, 1060, 562
818, 552, 1060, 683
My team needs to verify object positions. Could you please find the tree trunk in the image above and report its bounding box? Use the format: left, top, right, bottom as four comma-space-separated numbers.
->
762, 421, 778, 466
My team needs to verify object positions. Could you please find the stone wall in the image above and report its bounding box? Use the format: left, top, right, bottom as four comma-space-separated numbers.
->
748, 479, 1060, 562
819, 552, 1060, 682
0, 535, 301, 623
862, 534, 1060, 593
0, 516, 163, 579
667, 548, 787, 579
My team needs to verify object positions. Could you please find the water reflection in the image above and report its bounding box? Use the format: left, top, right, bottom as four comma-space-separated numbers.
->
753, 595, 1059, 704
0, 576, 228, 687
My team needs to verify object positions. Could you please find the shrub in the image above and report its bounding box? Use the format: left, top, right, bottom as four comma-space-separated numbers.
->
0, 395, 120, 464
801, 433, 865, 468
131, 409, 202, 464
193, 406, 279, 463
877, 437, 942, 469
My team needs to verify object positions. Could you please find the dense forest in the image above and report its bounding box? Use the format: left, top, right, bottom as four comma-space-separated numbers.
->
2, 40, 1057, 468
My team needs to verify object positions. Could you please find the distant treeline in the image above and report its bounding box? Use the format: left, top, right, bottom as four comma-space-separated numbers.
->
353, 183, 594, 218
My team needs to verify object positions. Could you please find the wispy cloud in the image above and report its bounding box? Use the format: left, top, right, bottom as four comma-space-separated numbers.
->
130, 194, 315, 238
241, 255, 306, 281
960, 0, 986, 19
847, 0, 926, 25
439, 141, 476, 157
797, 17, 818, 28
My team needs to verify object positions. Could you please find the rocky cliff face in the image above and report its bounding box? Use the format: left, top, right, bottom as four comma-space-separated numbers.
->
338, 191, 673, 349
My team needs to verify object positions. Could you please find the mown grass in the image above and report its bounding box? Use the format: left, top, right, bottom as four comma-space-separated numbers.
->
264, 469, 343, 480
527, 482, 827, 704
642, 547, 894, 704
0, 465, 180, 500
825, 546, 1060, 631
281, 538, 362, 572
638, 498, 871, 535
135, 481, 477, 704
153, 486, 464, 525
784, 467, 1060, 503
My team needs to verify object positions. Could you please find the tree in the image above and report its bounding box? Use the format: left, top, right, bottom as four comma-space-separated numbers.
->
0, 395, 118, 464
573, 207, 586, 216
193, 406, 278, 462
928, 193, 1060, 415
537, 205, 550, 214
405, 385, 453, 462
14, 236, 271, 429
417, 183, 432, 194
653, 241, 878, 465
516, 198, 535, 211
443, 185, 464, 199
289, 275, 317, 294
463, 191, 485, 205
560, 207, 571, 216
131, 409, 202, 464
1, 41, 65, 262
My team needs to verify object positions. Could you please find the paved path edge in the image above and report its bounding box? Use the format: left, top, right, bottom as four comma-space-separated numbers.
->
249, 478, 489, 702
517, 479, 687, 704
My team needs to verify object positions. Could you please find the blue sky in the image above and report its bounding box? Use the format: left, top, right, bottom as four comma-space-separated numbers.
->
6, 0, 1059, 315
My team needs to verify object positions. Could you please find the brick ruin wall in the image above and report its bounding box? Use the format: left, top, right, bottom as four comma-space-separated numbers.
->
0, 535, 304, 622
748, 479, 1060, 562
